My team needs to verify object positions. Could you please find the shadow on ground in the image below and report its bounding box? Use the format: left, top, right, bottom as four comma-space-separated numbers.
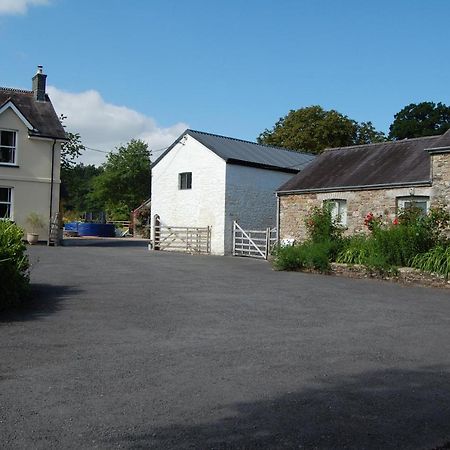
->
110, 367, 450, 450
0, 283, 81, 322
62, 238, 150, 248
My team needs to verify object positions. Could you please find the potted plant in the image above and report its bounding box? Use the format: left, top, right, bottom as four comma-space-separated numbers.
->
26, 212, 44, 245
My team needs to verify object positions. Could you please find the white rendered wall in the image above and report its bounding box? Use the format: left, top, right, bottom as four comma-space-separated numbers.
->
151, 134, 227, 254
224, 164, 294, 254
0, 107, 61, 240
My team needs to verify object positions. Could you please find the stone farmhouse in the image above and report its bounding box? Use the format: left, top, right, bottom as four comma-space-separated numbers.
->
0, 66, 66, 241
151, 129, 314, 255
277, 130, 450, 242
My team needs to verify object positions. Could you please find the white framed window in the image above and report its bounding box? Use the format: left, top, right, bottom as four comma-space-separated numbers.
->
178, 172, 192, 190
0, 187, 13, 219
0, 130, 17, 165
397, 196, 429, 215
324, 199, 347, 226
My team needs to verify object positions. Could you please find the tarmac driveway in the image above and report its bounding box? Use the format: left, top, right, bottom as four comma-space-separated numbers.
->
1, 240, 450, 449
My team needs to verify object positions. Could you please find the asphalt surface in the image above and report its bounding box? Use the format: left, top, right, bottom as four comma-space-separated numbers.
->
1, 239, 450, 449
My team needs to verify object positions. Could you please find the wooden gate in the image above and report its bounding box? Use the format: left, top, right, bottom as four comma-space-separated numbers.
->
232, 221, 277, 260
153, 224, 211, 254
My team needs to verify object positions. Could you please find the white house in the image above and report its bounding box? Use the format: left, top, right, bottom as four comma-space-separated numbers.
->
0, 66, 67, 241
151, 129, 314, 255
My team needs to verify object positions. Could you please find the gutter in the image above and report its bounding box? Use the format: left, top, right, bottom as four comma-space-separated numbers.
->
48, 139, 56, 244
276, 180, 432, 196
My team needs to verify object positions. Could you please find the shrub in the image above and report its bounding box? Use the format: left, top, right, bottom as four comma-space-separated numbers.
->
336, 235, 371, 265
305, 204, 343, 243
273, 241, 334, 272
0, 221, 30, 310
411, 245, 450, 279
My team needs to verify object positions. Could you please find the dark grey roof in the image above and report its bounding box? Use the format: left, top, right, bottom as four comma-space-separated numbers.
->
277, 133, 447, 194
0, 88, 67, 140
153, 129, 315, 173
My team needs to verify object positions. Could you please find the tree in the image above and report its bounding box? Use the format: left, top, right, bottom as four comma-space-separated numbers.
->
59, 114, 85, 170
61, 163, 104, 214
91, 140, 151, 220
257, 106, 385, 154
388, 102, 450, 140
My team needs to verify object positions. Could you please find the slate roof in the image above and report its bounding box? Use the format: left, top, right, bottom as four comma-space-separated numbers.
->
153, 129, 315, 173
277, 131, 450, 194
0, 88, 67, 140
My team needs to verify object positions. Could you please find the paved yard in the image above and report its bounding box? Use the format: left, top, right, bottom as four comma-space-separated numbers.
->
1, 240, 450, 449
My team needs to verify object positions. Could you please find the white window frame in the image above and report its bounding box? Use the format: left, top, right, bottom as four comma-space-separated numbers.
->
178, 172, 192, 190
396, 196, 430, 215
0, 186, 13, 220
324, 199, 347, 226
0, 129, 18, 166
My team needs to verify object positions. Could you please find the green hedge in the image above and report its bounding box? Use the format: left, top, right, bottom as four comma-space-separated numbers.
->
0, 221, 30, 310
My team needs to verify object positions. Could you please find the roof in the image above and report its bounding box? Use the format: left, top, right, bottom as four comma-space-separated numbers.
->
153, 129, 315, 173
0, 88, 67, 140
277, 131, 450, 194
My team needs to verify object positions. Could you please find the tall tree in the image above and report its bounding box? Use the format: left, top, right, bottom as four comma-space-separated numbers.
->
59, 114, 85, 170
91, 140, 151, 220
257, 106, 385, 154
388, 102, 450, 140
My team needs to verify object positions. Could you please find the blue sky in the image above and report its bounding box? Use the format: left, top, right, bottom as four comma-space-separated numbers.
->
1, 0, 449, 164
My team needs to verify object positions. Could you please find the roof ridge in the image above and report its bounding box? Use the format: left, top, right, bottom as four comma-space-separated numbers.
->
0, 87, 33, 94
323, 134, 440, 153
187, 129, 313, 156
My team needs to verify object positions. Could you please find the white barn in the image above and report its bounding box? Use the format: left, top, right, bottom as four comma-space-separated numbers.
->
151, 130, 314, 255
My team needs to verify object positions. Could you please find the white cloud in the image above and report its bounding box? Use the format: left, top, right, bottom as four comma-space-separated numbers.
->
47, 86, 188, 166
0, 0, 49, 15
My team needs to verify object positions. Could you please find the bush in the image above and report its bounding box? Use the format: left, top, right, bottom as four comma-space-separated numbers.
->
273, 241, 334, 272
305, 204, 343, 243
411, 245, 450, 279
0, 221, 30, 310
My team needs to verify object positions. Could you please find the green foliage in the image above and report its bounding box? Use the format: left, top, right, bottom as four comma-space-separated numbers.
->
257, 105, 385, 154
273, 241, 333, 272
0, 221, 30, 310
388, 102, 450, 139
61, 163, 104, 214
305, 203, 343, 244
59, 114, 86, 170
411, 245, 450, 279
25, 212, 45, 233
336, 235, 371, 265
91, 140, 151, 219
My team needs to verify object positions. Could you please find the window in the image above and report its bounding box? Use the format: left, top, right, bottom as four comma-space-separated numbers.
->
0, 187, 12, 219
0, 130, 17, 164
179, 172, 192, 190
324, 199, 347, 226
397, 196, 429, 215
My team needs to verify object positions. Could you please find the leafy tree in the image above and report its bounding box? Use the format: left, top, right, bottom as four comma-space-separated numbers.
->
59, 114, 85, 170
61, 163, 104, 214
91, 140, 151, 220
388, 102, 450, 140
257, 106, 385, 154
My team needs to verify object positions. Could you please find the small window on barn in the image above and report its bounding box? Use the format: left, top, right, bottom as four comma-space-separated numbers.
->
324, 199, 347, 226
178, 172, 192, 190
396, 196, 429, 215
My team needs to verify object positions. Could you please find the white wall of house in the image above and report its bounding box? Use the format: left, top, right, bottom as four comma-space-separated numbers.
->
151, 134, 227, 254
0, 107, 61, 240
224, 164, 294, 254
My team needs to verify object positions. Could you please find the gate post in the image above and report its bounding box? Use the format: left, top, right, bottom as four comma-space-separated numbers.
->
232, 221, 236, 256
265, 227, 271, 260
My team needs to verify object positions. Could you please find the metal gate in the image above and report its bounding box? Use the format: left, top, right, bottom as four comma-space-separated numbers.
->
153, 224, 211, 254
232, 221, 277, 260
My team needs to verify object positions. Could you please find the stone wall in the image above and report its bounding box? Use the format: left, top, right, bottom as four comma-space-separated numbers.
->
430, 153, 450, 210
279, 186, 433, 243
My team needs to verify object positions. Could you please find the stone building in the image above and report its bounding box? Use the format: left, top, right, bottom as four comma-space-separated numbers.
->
151, 129, 314, 255
277, 130, 450, 242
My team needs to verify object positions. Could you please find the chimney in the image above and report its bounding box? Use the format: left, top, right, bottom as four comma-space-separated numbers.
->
32, 65, 47, 101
